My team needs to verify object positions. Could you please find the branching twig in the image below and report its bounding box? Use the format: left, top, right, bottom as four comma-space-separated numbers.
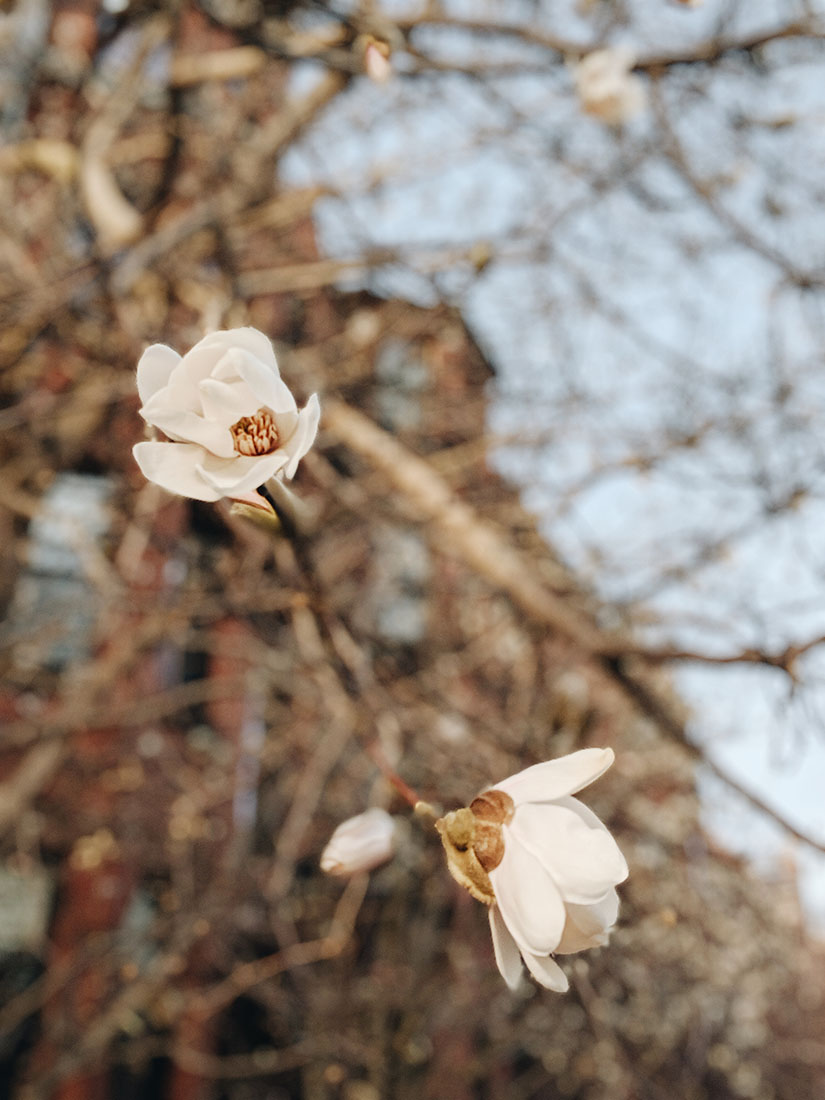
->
323, 398, 825, 856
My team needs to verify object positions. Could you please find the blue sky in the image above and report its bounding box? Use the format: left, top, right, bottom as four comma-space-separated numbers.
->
282, 0, 825, 924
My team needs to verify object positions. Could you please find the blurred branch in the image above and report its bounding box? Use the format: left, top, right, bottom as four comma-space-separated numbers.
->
192, 873, 369, 1021
398, 13, 824, 68
0, 0, 49, 136
79, 19, 171, 252
0, 741, 64, 834
651, 77, 824, 286
323, 398, 825, 856
170, 45, 267, 87
110, 65, 346, 297
323, 399, 609, 653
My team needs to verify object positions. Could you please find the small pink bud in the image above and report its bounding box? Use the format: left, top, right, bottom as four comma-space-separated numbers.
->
364, 39, 392, 84
229, 490, 276, 514
320, 808, 397, 876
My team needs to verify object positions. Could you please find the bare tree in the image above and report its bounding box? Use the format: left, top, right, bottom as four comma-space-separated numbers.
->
1, 2, 824, 1098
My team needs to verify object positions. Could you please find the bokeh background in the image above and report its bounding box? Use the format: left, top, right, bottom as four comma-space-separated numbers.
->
2, 1, 825, 1098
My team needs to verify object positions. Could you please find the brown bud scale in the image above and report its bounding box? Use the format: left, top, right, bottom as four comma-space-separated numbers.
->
469, 788, 514, 825
472, 819, 506, 873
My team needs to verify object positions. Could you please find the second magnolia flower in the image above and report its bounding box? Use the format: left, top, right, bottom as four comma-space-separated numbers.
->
133, 327, 320, 503
437, 747, 627, 992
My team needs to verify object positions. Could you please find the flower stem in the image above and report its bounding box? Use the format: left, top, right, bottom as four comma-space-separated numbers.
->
366, 739, 421, 810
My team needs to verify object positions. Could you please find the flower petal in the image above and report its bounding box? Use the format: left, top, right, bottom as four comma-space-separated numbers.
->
139, 407, 236, 458
556, 889, 619, 954
521, 951, 569, 993
136, 344, 180, 404
509, 798, 628, 905
196, 327, 280, 370
156, 341, 229, 412
197, 378, 261, 427
132, 441, 222, 502
281, 394, 321, 478
195, 450, 290, 496
489, 833, 566, 956
153, 329, 270, 412
495, 748, 615, 804
273, 409, 299, 448
213, 348, 297, 414
488, 905, 523, 991
569, 887, 619, 935
555, 917, 603, 955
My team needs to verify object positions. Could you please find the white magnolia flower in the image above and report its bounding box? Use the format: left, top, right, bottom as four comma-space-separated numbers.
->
436, 747, 627, 992
573, 47, 646, 126
133, 328, 320, 503
320, 808, 397, 876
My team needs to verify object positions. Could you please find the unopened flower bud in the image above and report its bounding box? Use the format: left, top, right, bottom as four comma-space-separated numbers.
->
360, 36, 392, 83
573, 47, 645, 126
320, 808, 397, 876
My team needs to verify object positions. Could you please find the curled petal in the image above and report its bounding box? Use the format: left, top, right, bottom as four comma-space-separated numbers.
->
273, 409, 299, 448
555, 916, 604, 955
569, 887, 619, 936
488, 905, 523, 991
196, 327, 280, 370
161, 342, 230, 410
495, 748, 614, 804
522, 951, 569, 993
196, 450, 290, 496
133, 441, 222, 502
556, 889, 619, 954
510, 798, 628, 905
282, 394, 321, 478
197, 377, 261, 427
489, 834, 566, 956
158, 328, 277, 410
212, 347, 298, 414
136, 344, 180, 405
139, 406, 236, 458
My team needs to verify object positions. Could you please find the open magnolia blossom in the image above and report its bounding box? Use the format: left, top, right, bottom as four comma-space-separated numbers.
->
573, 47, 646, 126
320, 808, 397, 877
436, 747, 627, 992
133, 328, 320, 503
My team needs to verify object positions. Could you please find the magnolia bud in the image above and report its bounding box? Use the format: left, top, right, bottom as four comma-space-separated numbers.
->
320, 808, 397, 876
360, 36, 392, 83
573, 48, 646, 126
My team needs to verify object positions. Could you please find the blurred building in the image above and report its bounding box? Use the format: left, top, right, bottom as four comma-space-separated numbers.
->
0, 5, 823, 1100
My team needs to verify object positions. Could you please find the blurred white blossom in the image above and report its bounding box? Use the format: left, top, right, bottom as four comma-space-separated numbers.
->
573, 48, 646, 125
321, 808, 397, 876
133, 328, 319, 503
437, 748, 627, 992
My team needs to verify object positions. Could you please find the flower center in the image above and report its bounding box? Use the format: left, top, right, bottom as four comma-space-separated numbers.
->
230, 407, 280, 456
